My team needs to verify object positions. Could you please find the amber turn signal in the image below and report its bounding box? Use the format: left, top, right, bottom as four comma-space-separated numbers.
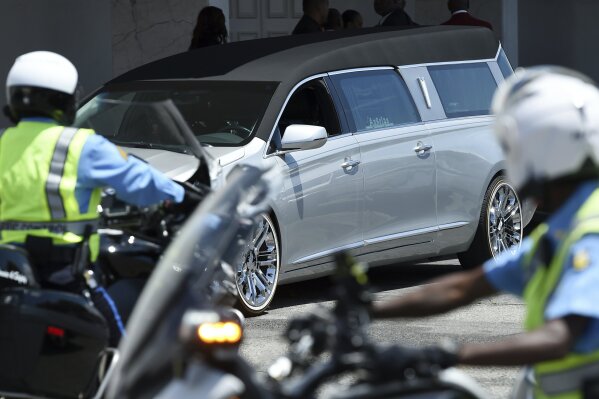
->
197, 321, 242, 344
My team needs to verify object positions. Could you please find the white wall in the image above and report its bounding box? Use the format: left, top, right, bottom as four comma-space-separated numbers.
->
0, 0, 112, 127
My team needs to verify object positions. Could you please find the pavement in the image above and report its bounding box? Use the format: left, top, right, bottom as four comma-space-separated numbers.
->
241, 258, 525, 398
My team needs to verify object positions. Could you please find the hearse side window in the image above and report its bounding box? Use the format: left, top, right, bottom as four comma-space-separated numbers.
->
428, 63, 497, 118
330, 70, 421, 133
497, 48, 514, 79
278, 79, 341, 137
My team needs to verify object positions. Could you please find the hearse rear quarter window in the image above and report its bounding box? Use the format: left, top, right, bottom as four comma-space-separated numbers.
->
428, 63, 497, 118
497, 49, 514, 79
331, 70, 421, 132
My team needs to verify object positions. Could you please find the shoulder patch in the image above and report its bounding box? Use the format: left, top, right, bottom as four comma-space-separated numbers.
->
573, 249, 591, 271
117, 147, 128, 160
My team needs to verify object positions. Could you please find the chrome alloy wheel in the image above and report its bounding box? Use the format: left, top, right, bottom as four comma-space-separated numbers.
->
236, 213, 280, 315
487, 181, 523, 257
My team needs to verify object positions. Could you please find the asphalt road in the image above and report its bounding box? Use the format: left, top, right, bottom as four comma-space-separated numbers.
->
240, 258, 525, 398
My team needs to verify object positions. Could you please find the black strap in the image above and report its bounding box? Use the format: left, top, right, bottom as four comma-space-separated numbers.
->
0, 220, 98, 235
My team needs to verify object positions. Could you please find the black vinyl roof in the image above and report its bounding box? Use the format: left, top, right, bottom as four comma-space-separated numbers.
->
106, 26, 499, 142
109, 25, 499, 85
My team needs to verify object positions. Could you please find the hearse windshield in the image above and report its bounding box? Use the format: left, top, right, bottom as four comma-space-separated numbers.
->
75, 81, 278, 149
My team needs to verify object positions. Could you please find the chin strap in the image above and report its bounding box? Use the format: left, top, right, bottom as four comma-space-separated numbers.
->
2, 105, 18, 124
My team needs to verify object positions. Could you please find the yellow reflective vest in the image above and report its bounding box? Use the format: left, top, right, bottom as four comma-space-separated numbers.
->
0, 121, 102, 259
523, 189, 599, 399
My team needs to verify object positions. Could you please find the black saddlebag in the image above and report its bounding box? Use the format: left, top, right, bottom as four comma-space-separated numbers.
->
0, 288, 108, 398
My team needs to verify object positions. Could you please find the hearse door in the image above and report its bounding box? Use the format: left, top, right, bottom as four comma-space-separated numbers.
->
329, 68, 437, 261
273, 78, 364, 270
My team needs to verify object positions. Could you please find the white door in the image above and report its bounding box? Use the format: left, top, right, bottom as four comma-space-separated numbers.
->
229, 0, 303, 41
228, 0, 381, 41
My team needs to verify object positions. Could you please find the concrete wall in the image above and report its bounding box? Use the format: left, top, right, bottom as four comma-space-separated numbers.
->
518, 0, 599, 82
0, 0, 112, 127
0, 0, 228, 127
112, 0, 210, 77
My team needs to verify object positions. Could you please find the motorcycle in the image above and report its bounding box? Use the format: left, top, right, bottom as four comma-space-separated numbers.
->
0, 100, 212, 399
264, 252, 490, 399
105, 163, 279, 399
103, 164, 492, 399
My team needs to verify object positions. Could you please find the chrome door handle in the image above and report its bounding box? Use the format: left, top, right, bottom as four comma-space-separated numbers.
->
341, 160, 361, 170
414, 142, 433, 154
417, 77, 432, 109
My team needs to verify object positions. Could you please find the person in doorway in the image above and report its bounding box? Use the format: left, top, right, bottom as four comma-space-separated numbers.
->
0, 51, 200, 345
371, 67, 599, 399
342, 9, 364, 29
442, 0, 493, 30
189, 6, 228, 49
292, 0, 329, 35
374, 0, 417, 27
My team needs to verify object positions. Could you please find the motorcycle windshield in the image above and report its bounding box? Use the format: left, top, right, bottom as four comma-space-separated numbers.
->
106, 165, 270, 398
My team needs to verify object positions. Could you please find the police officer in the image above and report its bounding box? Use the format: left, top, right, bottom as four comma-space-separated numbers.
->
0, 51, 198, 344
371, 67, 599, 399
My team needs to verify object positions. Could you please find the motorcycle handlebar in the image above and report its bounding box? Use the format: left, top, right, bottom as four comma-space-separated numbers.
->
272, 253, 452, 398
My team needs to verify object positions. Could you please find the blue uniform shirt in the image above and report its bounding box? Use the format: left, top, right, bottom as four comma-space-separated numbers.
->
22, 118, 184, 212
484, 181, 599, 353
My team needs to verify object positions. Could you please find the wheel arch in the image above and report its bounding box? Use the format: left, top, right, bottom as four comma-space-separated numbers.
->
459, 168, 507, 262
479, 164, 506, 208
266, 206, 285, 266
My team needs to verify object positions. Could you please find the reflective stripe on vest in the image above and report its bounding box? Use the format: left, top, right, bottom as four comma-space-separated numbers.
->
46, 127, 79, 219
523, 189, 599, 399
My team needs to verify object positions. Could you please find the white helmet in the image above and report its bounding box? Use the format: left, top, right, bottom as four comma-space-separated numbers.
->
492, 67, 599, 198
5, 51, 78, 125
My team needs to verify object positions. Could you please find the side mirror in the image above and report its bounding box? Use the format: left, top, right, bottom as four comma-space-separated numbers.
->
280, 125, 327, 152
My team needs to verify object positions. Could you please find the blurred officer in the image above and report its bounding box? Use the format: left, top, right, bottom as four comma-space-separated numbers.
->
371, 67, 599, 399
0, 51, 197, 344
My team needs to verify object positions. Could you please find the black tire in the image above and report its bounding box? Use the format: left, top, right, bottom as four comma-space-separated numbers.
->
236, 213, 281, 316
458, 176, 523, 269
